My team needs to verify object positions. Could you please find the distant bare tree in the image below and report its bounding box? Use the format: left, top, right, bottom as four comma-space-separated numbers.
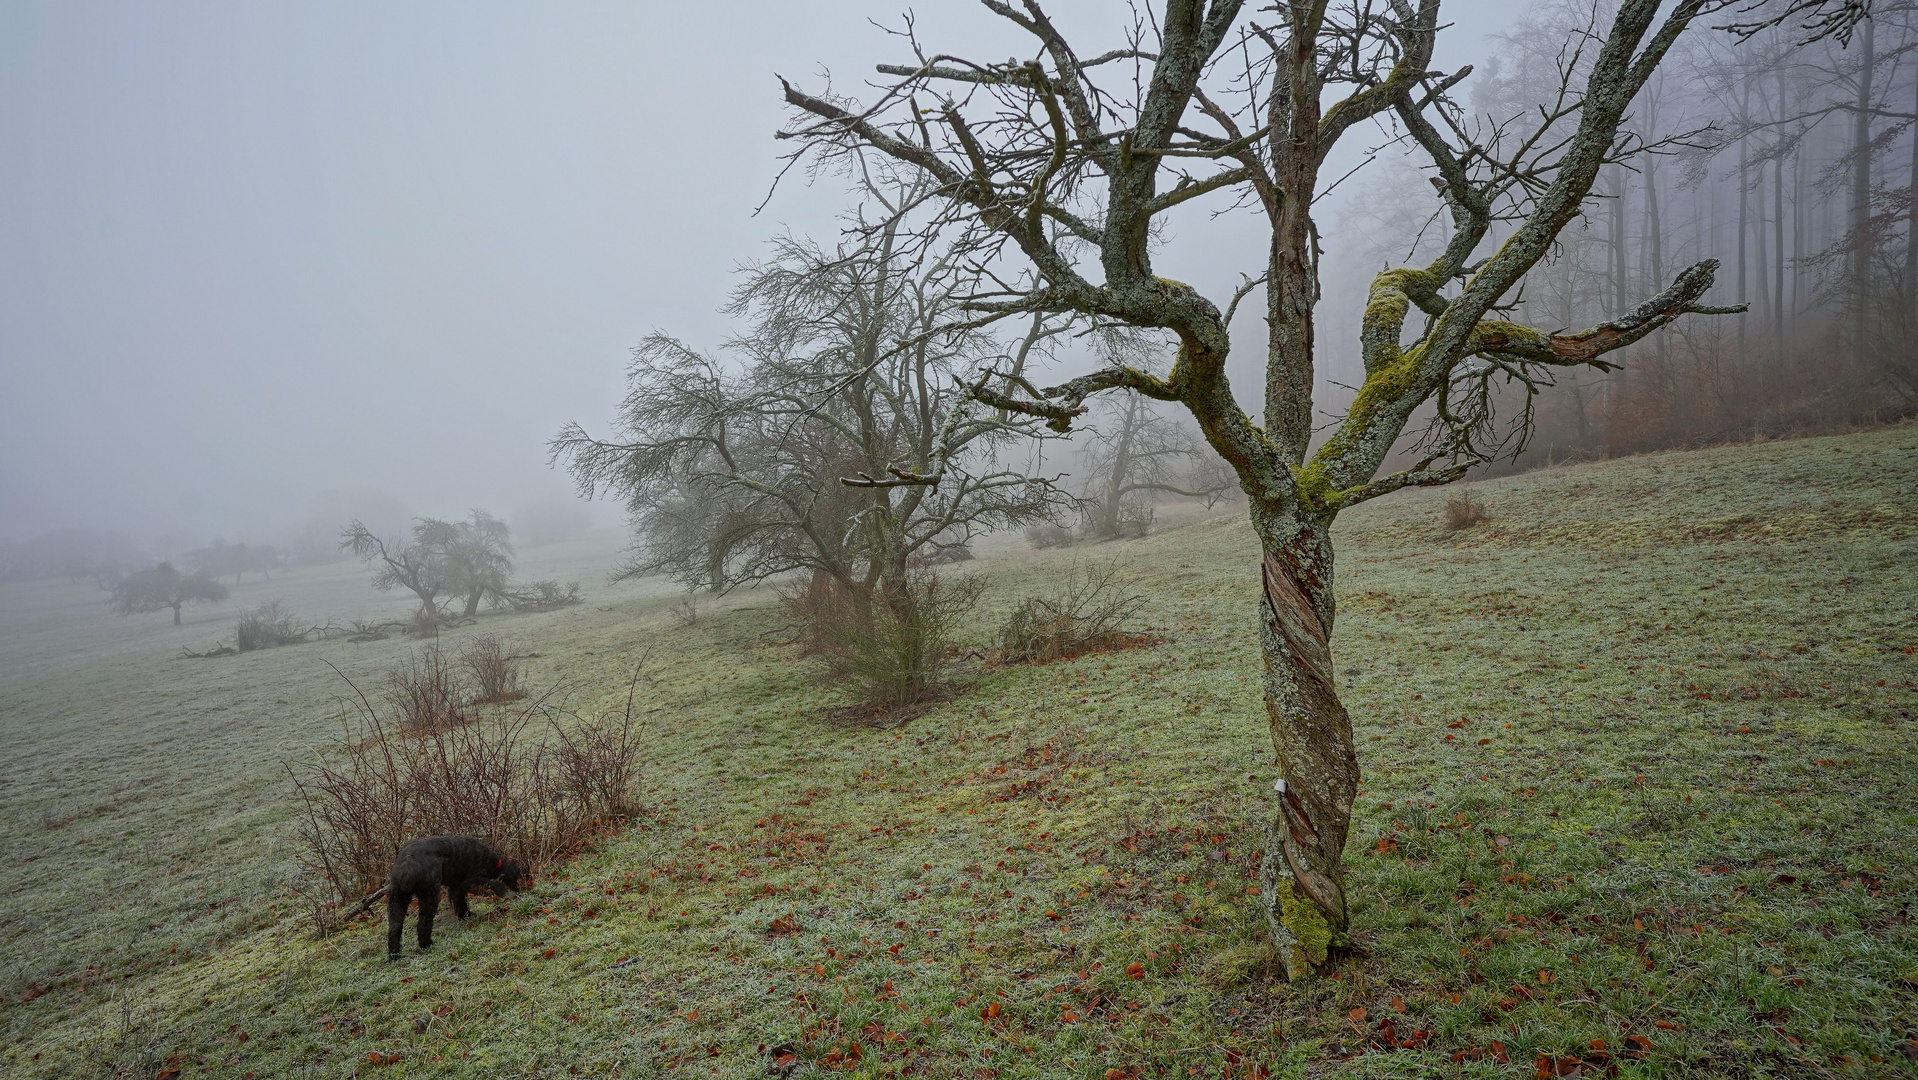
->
556, 174, 1072, 705
445, 511, 514, 617
341, 518, 459, 616
1079, 340, 1236, 540
780, 0, 1741, 978
0, 529, 144, 585
341, 512, 519, 620
109, 563, 229, 625
184, 540, 282, 584
554, 173, 1069, 600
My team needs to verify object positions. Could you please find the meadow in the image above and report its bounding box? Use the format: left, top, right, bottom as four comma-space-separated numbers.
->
1, 425, 1914, 1078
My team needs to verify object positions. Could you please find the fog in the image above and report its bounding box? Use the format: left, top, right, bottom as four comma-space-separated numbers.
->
83, 0, 1918, 573
0, 0, 1532, 556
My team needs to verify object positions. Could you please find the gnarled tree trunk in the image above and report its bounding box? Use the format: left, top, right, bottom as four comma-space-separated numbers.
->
1252, 509, 1356, 977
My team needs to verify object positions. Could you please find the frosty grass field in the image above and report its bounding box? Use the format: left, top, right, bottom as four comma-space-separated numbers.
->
1, 426, 1914, 1077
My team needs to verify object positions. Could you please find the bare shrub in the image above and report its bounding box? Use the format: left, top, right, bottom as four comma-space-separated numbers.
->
669, 597, 700, 627
780, 569, 983, 708
547, 671, 650, 826
496, 579, 582, 611
388, 645, 466, 734
235, 600, 303, 651
1443, 488, 1492, 531
910, 542, 974, 566
459, 634, 525, 704
999, 561, 1145, 663
1024, 523, 1075, 549
289, 667, 649, 903
1081, 499, 1154, 541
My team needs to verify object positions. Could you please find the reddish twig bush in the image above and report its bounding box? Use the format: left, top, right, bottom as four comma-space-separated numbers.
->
387, 645, 467, 734
288, 663, 650, 904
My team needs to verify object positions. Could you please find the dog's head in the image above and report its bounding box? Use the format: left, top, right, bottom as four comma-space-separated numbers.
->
490, 857, 527, 894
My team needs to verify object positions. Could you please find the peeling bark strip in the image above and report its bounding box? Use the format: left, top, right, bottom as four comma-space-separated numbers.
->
1260, 552, 1332, 688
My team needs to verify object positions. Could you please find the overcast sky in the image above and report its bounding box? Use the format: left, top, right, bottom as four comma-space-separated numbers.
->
0, 0, 1512, 547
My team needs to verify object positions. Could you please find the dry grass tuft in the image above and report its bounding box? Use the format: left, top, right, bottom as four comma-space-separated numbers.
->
1443, 487, 1492, 531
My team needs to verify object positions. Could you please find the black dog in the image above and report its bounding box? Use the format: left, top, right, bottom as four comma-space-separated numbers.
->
385, 835, 525, 960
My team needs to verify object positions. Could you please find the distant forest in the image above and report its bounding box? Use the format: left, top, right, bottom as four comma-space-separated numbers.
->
1324, 0, 1916, 461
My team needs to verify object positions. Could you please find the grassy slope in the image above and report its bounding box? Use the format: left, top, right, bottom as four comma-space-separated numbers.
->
0, 533, 659, 1030
2, 428, 1914, 1079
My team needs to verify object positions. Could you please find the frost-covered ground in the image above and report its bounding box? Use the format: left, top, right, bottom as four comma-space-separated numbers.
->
2, 427, 1913, 1078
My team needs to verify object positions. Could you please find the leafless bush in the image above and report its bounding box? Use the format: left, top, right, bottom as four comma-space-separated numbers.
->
1024, 523, 1075, 549
235, 600, 303, 651
999, 561, 1145, 664
1081, 499, 1154, 541
497, 579, 582, 611
459, 634, 525, 704
779, 569, 983, 708
669, 597, 700, 627
288, 666, 649, 903
1443, 488, 1492, 531
388, 645, 466, 734
548, 690, 647, 826
910, 542, 975, 566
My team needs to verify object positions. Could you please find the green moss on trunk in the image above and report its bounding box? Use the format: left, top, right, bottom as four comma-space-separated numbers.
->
1274, 877, 1337, 978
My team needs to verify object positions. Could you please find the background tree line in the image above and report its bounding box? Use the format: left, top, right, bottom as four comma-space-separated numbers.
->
1323, 0, 1914, 462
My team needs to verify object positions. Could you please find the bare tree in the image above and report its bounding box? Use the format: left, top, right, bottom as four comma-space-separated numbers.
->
342, 512, 519, 620
0, 529, 144, 586
554, 174, 1069, 602
184, 539, 282, 584
341, 518, 458, 616
779, 0, 1741, 978
446, 510, 515, 617
109, 563, 229, 625
1080, 385, 1235, 540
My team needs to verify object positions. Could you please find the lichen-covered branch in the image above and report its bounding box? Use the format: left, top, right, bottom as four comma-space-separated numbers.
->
1300, 0, 1729, 506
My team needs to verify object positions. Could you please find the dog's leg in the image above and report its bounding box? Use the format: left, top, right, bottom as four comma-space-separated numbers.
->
415, 887, 440, 951
386, 890, 409, 961
450, 883, 472, 921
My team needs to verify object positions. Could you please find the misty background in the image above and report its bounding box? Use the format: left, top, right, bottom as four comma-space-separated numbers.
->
7, 0, 1906, 572
0, 0, 1508, 560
